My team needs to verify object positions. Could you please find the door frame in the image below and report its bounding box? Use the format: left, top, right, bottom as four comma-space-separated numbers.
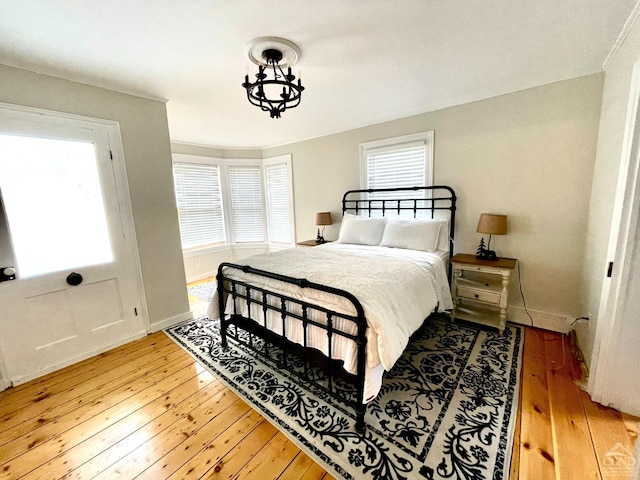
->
588, 62, 640, 405
0, 102, 149, 388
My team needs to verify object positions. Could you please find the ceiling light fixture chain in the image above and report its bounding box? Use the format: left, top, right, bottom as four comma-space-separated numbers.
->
242, 37, 305, 119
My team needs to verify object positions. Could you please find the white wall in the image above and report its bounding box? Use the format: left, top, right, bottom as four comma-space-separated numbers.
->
182, 246, 269, 283
265, 74, 604, 331
0, 64, 190, 330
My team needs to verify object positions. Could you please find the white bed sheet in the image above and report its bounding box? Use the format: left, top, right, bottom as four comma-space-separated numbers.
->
208, 243, 452, 402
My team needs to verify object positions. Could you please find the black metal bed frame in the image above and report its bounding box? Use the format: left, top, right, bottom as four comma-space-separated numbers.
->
217, 185, 456, 433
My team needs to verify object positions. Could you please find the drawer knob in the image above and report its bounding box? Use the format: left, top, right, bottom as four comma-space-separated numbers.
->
474, 294, 479, 298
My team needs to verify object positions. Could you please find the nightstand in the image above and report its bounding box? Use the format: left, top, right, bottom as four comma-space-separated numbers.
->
296, 239, 333, 247
449, 253, 517, 334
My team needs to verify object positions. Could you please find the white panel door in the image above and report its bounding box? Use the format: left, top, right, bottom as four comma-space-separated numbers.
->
0, 106, 146, 385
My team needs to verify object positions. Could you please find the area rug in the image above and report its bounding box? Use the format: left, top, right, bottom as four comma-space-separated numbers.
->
186, 280, 216, 302
165, 316, 523, 480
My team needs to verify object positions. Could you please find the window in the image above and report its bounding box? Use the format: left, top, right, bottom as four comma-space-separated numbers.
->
264, 156, 294, 245
172, 154, 295, 251
173, 162, 225, 249
228, 165, 265, 243
360, 131, 434, 217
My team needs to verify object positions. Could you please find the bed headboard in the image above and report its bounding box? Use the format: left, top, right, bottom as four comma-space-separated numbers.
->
342, 185, 457, 279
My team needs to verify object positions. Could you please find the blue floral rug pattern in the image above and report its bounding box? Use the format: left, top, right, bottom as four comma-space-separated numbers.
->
165, 316, 522, 480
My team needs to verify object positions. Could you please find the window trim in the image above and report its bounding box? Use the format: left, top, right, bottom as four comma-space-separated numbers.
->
359, 131, 434, 190
263, 154, 296, 247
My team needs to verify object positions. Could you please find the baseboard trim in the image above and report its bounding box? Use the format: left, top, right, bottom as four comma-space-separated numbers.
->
148, 311, 193, 333
10, 330, 148, 386
0, 378, 10, 392
186, 271, 217, 284
508, 306, 572, 333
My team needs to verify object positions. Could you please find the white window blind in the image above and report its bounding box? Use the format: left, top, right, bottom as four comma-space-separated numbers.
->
173, 162, 225, 249
366, 140, 426, 192
265, 162, 292, 244
228, 165, 265, 242
361, 132, 433, 217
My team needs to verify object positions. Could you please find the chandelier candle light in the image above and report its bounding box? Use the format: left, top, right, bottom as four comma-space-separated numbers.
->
242, 37, 304, 118
476, 213, 508, 261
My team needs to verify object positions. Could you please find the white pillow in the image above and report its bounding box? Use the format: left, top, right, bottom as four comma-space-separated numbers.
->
380, 218, 447, 252
337, 214, 387, 246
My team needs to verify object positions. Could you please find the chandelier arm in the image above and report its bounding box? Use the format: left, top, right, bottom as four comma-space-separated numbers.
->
241, 42, 304, 118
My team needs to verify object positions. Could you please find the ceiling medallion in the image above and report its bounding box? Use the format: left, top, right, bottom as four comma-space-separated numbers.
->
242, 37, 304, 119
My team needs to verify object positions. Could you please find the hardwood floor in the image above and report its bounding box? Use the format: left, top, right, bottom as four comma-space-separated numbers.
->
0, 285, 637, 479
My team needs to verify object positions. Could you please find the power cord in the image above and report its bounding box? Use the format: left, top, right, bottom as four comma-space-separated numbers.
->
515, 259, 561, 343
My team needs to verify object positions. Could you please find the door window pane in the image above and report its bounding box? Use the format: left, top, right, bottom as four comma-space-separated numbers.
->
0, 134, 113, 277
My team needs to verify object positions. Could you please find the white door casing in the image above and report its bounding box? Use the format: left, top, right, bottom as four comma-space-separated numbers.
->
588, 62, 640, 414
0, 104, 148, 386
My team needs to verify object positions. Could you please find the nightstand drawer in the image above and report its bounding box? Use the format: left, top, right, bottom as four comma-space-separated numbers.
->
457, 286, 501, 305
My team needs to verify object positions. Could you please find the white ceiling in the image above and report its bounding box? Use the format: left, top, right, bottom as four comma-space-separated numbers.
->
0, 1, 636, 149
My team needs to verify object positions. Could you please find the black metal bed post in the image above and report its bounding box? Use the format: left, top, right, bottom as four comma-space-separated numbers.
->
217, 266, 228, 348
354, 311, 368, 433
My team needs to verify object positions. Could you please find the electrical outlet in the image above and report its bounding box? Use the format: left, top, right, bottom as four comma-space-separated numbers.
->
195, 259, 200, 266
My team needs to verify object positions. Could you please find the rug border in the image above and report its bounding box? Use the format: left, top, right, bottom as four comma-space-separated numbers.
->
163, 318, 347, 479
501, 322, 524, 479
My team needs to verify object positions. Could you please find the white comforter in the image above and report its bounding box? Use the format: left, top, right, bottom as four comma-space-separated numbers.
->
208, 243, 452, 373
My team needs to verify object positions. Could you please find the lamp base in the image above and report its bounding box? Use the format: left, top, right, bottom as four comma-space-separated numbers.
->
316, 228, 325, 244
476, 250, 498, 261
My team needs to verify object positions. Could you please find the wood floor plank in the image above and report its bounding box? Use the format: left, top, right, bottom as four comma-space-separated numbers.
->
0, 333, 172, 404
195, 418, 279, 480
545, 334, 601, 480
0, 352, 196, 465
128, 393, 253, 479
0, 338, 175, 417
298, 460, 332, 480
581, 389, 639, 480
92, 394, 252, 479
144, 408, 267, 479
22, 371, 221, 480
0, 345, 189, 443
278, 451, 318, 479
0, 341, 182, 433
510, 381, 522, 480
518, 328, 556, 480
230, 432, 300, 480
0, 359, 201, 479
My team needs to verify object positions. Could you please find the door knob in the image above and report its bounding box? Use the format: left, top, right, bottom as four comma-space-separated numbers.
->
0, 267, 16, 282
66, 272, 83, 286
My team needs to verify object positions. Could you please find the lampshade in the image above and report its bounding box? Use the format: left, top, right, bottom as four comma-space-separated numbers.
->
476, 213, 507, 235
315, 212, 333, 226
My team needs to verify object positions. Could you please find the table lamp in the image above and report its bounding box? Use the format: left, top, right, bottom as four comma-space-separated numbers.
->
315, 212, 332, 244
476, 213, 507, 260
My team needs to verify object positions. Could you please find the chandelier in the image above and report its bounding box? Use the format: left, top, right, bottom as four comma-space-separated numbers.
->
242, 37, 305, 119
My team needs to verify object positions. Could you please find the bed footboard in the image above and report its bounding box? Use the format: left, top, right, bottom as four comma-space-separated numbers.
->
216, 262, 369, 432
